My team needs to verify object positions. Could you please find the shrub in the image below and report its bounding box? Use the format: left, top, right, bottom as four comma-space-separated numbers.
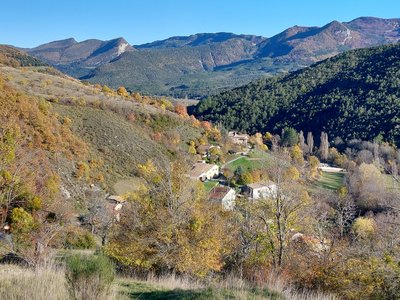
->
352, 217, 376, 240
64, 228, 96, 249
65, 254, 115, 300
101, 85, 114, 95
117, 86, 129, 97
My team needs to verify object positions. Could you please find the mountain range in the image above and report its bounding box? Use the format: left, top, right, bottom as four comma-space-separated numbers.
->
21, 17, 400, 98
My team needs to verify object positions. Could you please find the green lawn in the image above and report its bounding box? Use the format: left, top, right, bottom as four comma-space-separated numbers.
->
203, 180, 219, 192
248, 149, 273, 160
225, 157, 267, 172
116, 278, 283, 300
224, 150, 278, 173
315, 171, 345, 190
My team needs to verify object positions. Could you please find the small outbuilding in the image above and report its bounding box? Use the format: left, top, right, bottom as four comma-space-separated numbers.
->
244, 181, 277, 200
208, 186, 236, 210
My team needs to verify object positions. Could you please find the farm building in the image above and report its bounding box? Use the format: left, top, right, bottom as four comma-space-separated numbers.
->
244, 181, 277, 200
208, 186, 236, 210
187, 162, 219, 181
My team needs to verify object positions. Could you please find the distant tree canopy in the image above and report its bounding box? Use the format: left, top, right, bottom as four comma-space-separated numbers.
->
195, 43, 400, 146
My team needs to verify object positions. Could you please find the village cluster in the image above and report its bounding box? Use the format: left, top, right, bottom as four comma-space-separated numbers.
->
105, 127, 346, 220
105, 131, 278, 215
186, 161, 277, 211
187, 131, 278, 210
107, 131, 277, 216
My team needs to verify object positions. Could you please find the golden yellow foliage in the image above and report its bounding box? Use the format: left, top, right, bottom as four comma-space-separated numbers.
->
352, 217, 376, 239
117, 86, 129, 97
284, 166, 300, 181
290, 145, 304, 165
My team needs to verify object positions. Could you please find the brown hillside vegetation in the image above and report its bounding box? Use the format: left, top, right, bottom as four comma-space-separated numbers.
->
0, 64, 203, 188
0, 45, 46, 67
0, 51, 211, 269
0, 73, 90, 261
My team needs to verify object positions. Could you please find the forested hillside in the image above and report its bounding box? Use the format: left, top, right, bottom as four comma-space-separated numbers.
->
195, 43, 400, 145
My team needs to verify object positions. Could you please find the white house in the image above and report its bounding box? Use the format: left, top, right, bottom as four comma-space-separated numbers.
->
245, 181, 277, 200
187, 162, 219, 181
209, 186, 236, 210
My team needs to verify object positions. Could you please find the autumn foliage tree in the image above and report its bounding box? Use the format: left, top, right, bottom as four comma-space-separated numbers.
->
349, 163, 386, 211
0, 75, 86, 262
175, 103, 188, 117
106, 160, 232, 276
232, 152, 311, 281
117, 86, 129, 97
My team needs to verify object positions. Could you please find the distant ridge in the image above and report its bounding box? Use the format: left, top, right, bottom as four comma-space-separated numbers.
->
22, 16, 400, 97
26, 37, 134, 77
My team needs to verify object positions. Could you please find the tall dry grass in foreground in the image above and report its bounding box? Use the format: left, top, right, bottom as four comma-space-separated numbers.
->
0, 257, 116, 300
265, 276, 338, 300
0, 262, 336, 300
140, 272, 338, 300
0, 263, 69, 300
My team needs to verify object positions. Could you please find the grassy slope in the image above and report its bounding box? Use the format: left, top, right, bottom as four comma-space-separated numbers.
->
53, 105, 167, 186
226, 157, 261, 172
0, 65, 202, 191
314, 172, 345, 191
0, 264, 286, 300
203, 180, 219, 192
1, 65, 205, 146
225, 151, 273, 172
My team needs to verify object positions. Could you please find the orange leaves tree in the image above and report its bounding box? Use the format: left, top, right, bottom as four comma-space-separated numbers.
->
175, 103, 188, 117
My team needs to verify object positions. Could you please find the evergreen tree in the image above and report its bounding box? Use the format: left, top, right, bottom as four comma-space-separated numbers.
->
281, 127, 298, 147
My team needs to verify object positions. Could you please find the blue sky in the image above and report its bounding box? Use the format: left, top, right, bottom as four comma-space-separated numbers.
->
2, 0, 399, 48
